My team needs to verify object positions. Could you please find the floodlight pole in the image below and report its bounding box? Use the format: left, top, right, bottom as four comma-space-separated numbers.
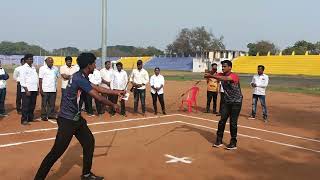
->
101, 0, 107, 67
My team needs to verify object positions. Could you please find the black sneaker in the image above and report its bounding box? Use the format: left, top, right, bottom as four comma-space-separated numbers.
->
263, 115, 268, 122
81, 172, 104, 180
226, 143, 237, 150
121, 113, 127, 117
21, 121, 31, 125
213, 140, 223, 148
41, 117, 48, 121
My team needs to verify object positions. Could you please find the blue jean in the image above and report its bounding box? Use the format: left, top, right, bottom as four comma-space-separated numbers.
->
134, 89, 146, 113
251, 94, 268, 117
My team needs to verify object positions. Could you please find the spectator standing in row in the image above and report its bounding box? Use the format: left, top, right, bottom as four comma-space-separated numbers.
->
20, 54, 39, 125
13, 58, 25, 114
130, 60, 149, 116
0, 60, 9, 117
150, 67, 166, 115
111, 62, 128, 116
39, 57, 59, 121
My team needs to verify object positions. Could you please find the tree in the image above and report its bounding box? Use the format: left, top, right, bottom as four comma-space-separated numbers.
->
0, 41, 48, 55
52, 47, 80, 56
166, 26, 225, 57
247, 41, 279, 56
283, 40, 316, 55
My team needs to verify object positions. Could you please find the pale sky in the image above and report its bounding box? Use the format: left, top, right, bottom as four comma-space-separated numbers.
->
0, 0, 319, 51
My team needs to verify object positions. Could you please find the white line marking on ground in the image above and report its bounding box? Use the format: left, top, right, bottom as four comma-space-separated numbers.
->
0, 114, 180, 137
48, 120, 56, 124
178, 114, 320, 143
1, 114, 319, 154
179, 121, 320, 154
0, 121, 180, 148
165, 154, 192, 164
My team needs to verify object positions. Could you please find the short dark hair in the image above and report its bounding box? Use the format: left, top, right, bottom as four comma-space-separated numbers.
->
137, 60, 143, 65
24, 54, 34, 60
258, 65, 265, 71
20, 58, 25, 63
105, 60, 111, 65
77, 53, 96, 69
154, 67, 160, 71
116, 62, 123, 67
221, 60, 232, 67
211, 63, 217, 67
65, 56, 72, 61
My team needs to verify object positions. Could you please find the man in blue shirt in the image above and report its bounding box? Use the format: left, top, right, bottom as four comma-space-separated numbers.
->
35, 53, 124, 180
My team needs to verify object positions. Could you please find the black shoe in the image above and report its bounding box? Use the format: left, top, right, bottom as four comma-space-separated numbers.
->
212, 111, 218, 114
21, 121, 31, 125
216, 113, 221, 116
41, 117, 48, 121
162, 111, 167, 115
122, 114, 127, 117
81, 172, 104, 180
0, 113, 8, 117
48, 116, 57, 120
263, 115, 268, 122
226, 143, 237, 150
213, 140, 223, 148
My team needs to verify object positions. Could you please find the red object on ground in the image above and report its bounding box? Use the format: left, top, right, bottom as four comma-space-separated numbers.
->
180, 86, 199, 112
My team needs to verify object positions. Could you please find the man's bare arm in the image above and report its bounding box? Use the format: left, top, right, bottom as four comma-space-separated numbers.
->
91, 84, 124, 95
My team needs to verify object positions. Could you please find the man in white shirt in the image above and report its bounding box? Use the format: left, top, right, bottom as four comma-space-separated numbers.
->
249, 65, 269, 122
150, 67, 166, 115
130, 60, 149, 115
60, 56, 78, 99
85, 68, 103, 116
20, 54, 39, 125
0, 61, 9, 117
39, 57, 59, 121
100, 61, 113, 115
110, 62, 128, 116
13, 58, 25, 114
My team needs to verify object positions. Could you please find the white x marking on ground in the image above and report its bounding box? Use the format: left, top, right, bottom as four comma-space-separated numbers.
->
165, 154, 192, 164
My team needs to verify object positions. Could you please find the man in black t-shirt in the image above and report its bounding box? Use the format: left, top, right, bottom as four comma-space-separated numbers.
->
35, 53, 124, 180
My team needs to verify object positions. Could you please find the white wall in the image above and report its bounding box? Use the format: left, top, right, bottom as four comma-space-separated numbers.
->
192, 58, 223, 73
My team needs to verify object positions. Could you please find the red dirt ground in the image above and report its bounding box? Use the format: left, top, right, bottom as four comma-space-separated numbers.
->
0, 77, 319, 180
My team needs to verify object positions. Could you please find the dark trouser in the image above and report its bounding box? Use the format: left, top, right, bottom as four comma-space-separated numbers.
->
34, 117, 94, 180
216, 102, 242, 144
0, 88, 6, 114
41, 92, 57, 119
21, 91, 38, 123
134, 89, 146, 113
87, 95, 103, 115
16, 83, 22, 112
206, 91, 218, 112
110, 94, 126, 115
251, 94, 268, 117
151, 92, 165, 113
218, 92, 225, 114
105, 94, 113, 115
79, 92, 88, 112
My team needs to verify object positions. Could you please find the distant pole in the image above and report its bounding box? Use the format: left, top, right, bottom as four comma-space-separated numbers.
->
101, 0, 107, 67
